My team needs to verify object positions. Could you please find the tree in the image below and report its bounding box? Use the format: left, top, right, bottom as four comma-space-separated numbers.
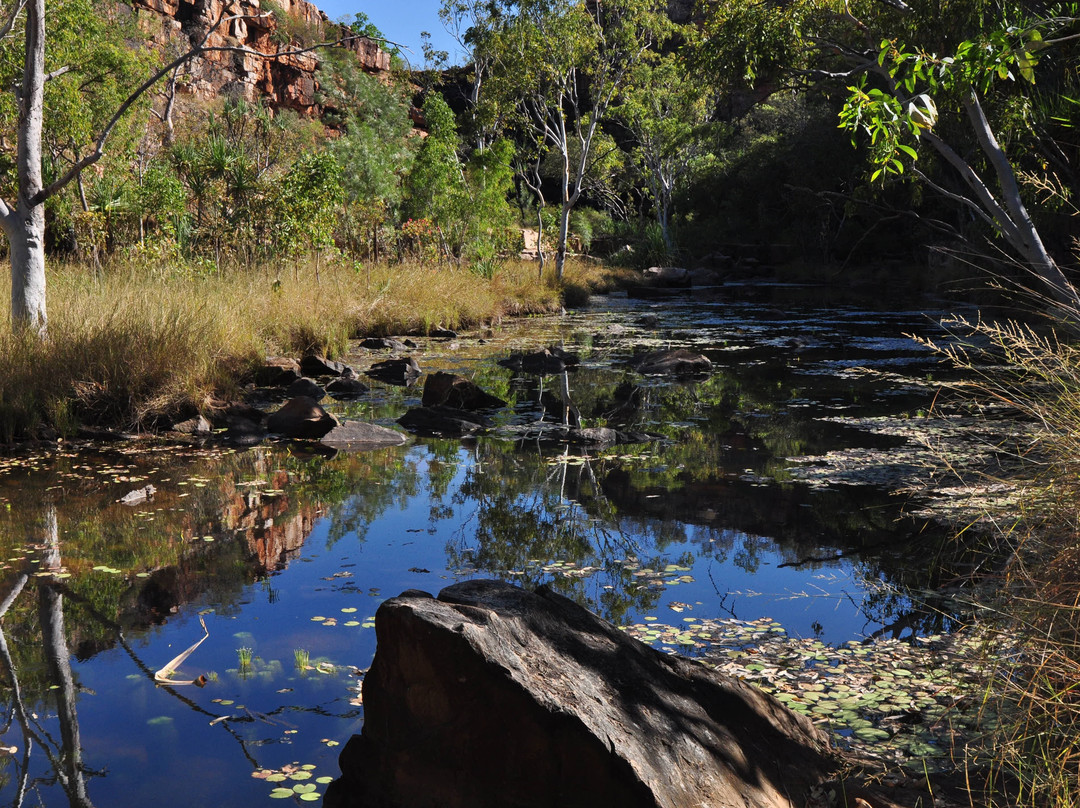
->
403, 92, 469, 258
619, 51, 713, 253
838, 17, 1080, 310
700, 0, 1080, 311
476, 0, 670, 279
0, 1, 371, 335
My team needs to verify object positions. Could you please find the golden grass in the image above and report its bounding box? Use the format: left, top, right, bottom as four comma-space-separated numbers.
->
0, 253, 626, 438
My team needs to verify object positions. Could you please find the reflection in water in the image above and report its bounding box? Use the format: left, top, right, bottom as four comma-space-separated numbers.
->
0, 289, 1005, 806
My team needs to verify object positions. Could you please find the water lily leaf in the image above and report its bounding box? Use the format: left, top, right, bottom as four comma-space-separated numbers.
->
270, 788, 294, 798
854, 727, 891, 741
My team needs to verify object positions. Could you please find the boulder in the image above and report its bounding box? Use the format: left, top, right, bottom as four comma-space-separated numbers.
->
429, 327, 458, 339
397, 405, 491, 437
630, 349, 712, 376
643, 266, 691, 287
222, 416, 267, 446
327, 373, 370, 398
359, 337, 410, 352
421, 372, 506, 411
253, 356, 302, 387
171, 414, 213, 435
366, 357, 421, 386
325, 581, 833, 808
300, 354, 350, 377
498, 347, 580, 375
320, 421, 408, 451
266, 396, 338, 439
286, 377, 326, 401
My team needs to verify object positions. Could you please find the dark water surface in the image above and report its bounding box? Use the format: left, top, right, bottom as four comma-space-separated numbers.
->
0, 287, 985, 806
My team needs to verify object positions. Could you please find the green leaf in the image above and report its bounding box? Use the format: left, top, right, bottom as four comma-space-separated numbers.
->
896, 144, 918, 160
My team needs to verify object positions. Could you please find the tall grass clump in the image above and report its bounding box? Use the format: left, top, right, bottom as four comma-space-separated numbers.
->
0, 252, 590, 438
918, 313, 1080, 806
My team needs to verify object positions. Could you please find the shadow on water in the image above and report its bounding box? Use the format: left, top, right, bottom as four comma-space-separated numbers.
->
0, 286, 1005, 806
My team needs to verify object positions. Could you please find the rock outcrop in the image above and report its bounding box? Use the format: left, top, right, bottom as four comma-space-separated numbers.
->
326, 580, 834, 808
130, 0, 390, 117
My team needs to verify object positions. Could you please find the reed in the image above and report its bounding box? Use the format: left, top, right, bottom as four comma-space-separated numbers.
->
918, 311, 1080, 807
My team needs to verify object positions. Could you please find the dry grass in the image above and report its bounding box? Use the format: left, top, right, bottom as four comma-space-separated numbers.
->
919, 314, 1080, 807
0, 253, 621, 438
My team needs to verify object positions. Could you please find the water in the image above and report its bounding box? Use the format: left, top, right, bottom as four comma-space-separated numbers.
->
0, 286, 987, 806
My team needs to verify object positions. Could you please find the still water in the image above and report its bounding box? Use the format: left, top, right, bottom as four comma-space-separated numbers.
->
0, 286, 987, 806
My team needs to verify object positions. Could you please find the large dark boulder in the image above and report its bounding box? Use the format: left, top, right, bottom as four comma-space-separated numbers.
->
397, 406, 491, 437
301, 354, 351, 377
421, 372, 506, 411
266, 396, 338, 439
325, 580, 833, 808
253, 356, 302, 387
630, 348, 712, 376
642, 266, 691, 288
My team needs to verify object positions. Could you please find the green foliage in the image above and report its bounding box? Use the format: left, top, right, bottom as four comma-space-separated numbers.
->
319, 49, 415, 257
275, 151, 345, 259
403, 93, 468, 256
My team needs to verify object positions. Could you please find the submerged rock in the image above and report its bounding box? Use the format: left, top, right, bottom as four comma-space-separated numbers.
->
629, 348, 712, 376
320, 421, 408, 451
359, 336, 410, 352
498, 347, 580, 375
421, 372, 506, 411
326, 372, 369, 398
366, 357, 421, 386
397, 406, 491, 437
325, 580, 832, 808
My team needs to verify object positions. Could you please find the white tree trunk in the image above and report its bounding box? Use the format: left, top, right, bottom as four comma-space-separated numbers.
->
555, 201, 572, 281
8, 206, 47, 332
7, 0, 47, 335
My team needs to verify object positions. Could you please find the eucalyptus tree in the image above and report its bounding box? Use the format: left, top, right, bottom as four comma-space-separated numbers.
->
701, 0, 1080, 311
475, 0, 670, 279
619, 51, 714, 253
0, 0, 369, 335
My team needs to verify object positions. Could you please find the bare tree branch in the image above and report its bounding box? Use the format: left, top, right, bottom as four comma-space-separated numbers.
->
0, 0, 26, 43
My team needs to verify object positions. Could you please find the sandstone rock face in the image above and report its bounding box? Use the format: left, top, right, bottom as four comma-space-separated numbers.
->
130, 0, 391, 117
326, 580, 833, 808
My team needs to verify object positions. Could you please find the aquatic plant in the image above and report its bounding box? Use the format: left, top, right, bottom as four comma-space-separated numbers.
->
294, 648, 310, 671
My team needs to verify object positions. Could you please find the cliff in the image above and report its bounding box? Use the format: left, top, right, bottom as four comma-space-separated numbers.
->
130, 0, 391, 116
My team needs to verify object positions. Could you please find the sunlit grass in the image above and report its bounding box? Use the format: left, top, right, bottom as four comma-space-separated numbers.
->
0, 253, 624, 437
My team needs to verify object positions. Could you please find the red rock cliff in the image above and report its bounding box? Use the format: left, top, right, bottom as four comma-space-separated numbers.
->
131, 0, 391, 116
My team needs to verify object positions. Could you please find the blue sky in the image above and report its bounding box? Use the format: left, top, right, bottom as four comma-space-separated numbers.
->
313, 1, 467, 66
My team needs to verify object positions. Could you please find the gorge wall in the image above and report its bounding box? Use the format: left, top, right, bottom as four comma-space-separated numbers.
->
130, 0, 391, 117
